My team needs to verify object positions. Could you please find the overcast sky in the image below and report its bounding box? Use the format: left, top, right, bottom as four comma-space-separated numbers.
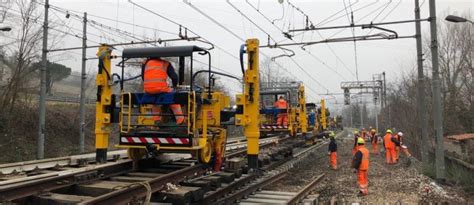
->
2, 0, 472, 113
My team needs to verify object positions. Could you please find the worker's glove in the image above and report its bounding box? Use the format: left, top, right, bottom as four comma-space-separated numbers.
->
327, 152, 331, 156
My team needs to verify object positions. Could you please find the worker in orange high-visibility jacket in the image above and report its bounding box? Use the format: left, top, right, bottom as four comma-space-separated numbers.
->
352, 130, 360, 155
274, 96, 288, 126
383, 129, 397, 164
352, 137, 369, 196
328, 132, 337, 170
143, 58, 184, 124
370, 128, 378, 155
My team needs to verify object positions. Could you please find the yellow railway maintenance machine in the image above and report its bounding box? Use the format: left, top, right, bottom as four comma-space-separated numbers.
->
94, 44, 241, 171
236, 39, 260, 169
259, 82, 307, 138
259, 89, 294, 137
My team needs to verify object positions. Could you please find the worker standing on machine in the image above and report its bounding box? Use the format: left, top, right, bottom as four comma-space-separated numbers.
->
143, 58, 184, 124
352, 137, 370, 196
274, 96, 288, 126
352, 130, 360, 155
383, 130, 397, 164
328, 132, 337, 170
370, 128, 378, 155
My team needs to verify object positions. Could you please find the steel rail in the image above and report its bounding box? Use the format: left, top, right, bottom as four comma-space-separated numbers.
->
197, 174, 260, 205
226, 136, 290, 158
0, 150, 127, 175
213, 171, 288, 205
78, 135, 288, 204
0, 134, 290, 203
79, 164, 206, 204
287, 173, 325, 205
0, 160, 133, 201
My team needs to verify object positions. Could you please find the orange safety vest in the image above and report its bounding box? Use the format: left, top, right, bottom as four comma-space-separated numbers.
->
144, 59, 169, 93
274, 99, 288, 109
358, 146, 370, 171
384, 134, 395, 149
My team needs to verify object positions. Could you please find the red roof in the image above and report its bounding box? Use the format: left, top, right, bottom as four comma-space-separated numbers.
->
447, 133, 474, 141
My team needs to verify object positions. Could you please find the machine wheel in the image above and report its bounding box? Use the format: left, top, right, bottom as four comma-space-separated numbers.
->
198, 141, 212, 164
128, 148, 146, 160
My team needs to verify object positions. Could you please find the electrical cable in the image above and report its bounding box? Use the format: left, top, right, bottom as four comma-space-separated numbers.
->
315, 0, 366, 27
366, 0, 402, 35
279, 1, 356, 79
326, 1, 394, 39
232, 0, 345, 85
38, 1, 178, 36
226, 0, 294, 57
344, 0, 359, 81
184, 0, 325, 97
370, 0, 392, 23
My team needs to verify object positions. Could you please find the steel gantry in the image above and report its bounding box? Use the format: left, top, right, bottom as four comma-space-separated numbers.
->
341, 76, 384, 130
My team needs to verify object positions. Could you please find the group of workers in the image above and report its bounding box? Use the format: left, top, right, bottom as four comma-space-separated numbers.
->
327, 127, 412, 197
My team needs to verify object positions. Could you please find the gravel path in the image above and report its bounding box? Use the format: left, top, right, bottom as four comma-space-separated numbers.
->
265, 133, 471, 204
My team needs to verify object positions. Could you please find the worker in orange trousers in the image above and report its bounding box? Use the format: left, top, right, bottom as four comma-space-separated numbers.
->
383, 129, 397, 164
328, 132, 337, 170
352, 137, 370, 196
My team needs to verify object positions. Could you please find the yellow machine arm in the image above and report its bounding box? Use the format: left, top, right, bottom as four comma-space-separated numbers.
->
235, 39, 260, 169
320, 99, 327, 130
298, 85, 308, 134
95, 45, 113, 163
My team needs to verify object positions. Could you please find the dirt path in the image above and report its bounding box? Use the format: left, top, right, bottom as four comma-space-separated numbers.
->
266, 133, 471, 204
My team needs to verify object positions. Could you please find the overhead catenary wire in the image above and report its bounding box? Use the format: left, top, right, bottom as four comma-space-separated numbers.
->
366, 0, 402, 35
324, 1, 395, 40
279, 1, 357, 79
40, 1, 246, 86
343, 0, 359, 81
245, 0, 350, 81
40, 1, 179, 37
226, 0, 334, 88
183, 0, 324, 98
50, 1, 244, 79
279, 1, 356, 79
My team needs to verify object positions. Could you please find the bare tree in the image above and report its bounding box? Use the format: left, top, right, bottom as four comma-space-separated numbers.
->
424, 10, 473, 134
1, 0, 43, 111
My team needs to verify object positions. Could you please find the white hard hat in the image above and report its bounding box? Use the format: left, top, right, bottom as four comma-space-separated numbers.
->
398, 132, 403, 136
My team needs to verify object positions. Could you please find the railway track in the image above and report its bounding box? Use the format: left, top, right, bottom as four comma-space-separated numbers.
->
0, 136, 278, 182
0, 135, 288, 204
235, 173, 325, 205
200, 131, 346, 205
201, 136, 330, 205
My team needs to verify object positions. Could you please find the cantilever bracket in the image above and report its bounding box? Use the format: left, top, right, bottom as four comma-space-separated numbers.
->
270, 47, 295, 61
361, 24, 398, 39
